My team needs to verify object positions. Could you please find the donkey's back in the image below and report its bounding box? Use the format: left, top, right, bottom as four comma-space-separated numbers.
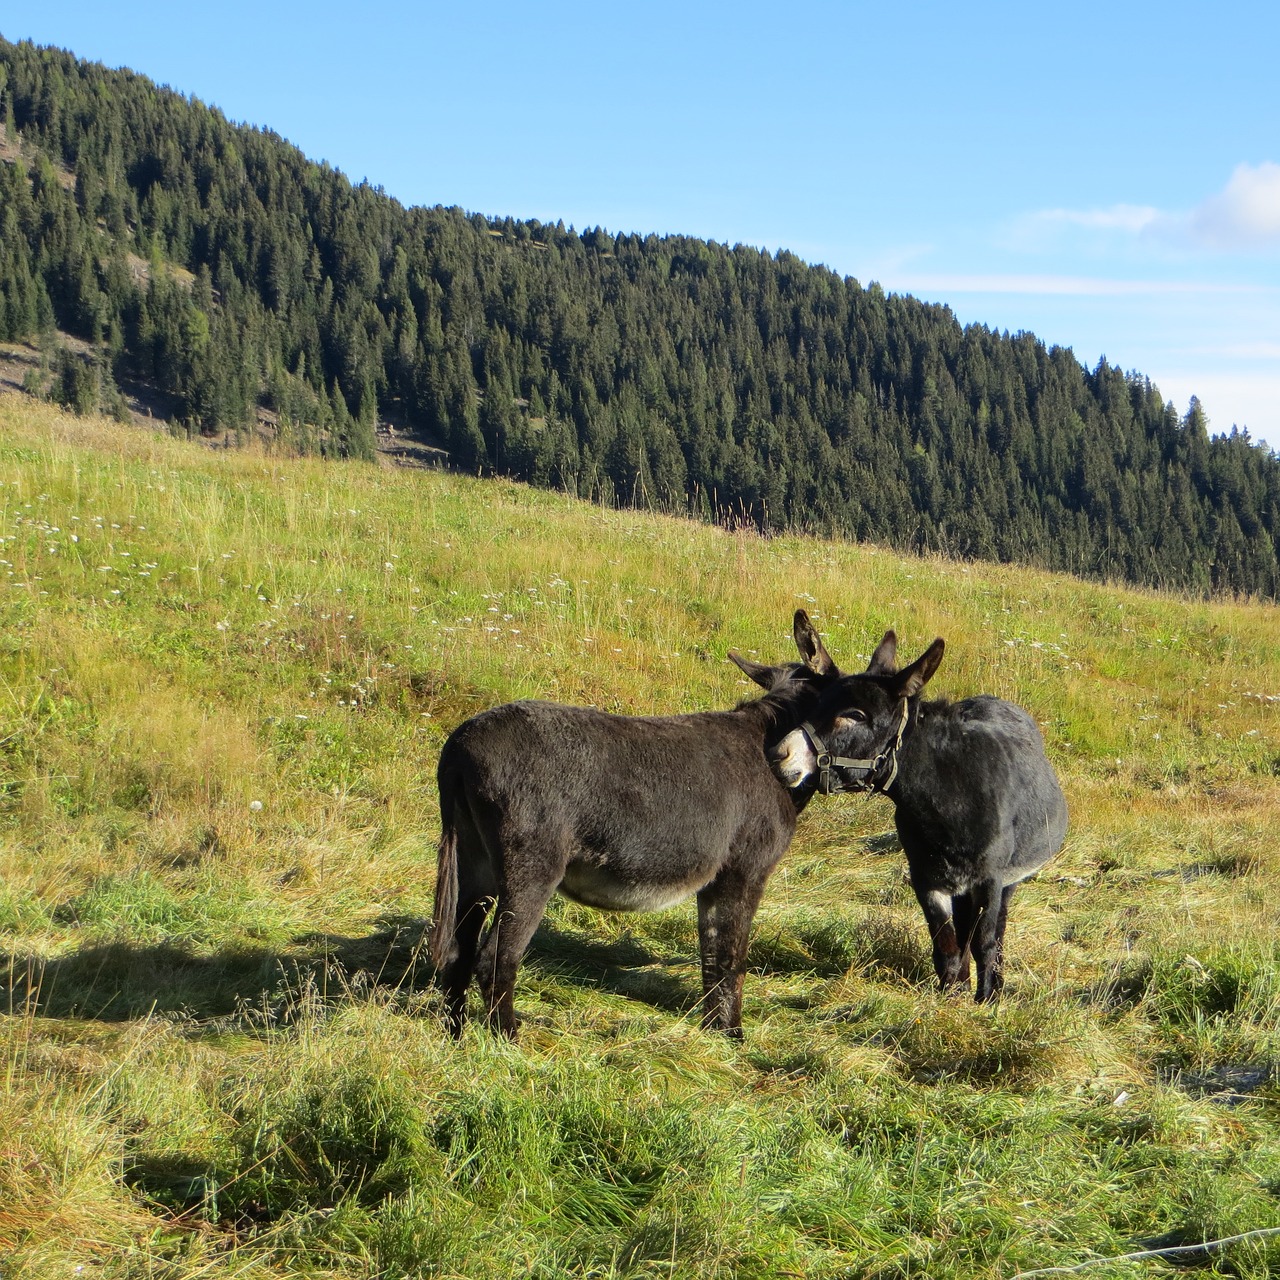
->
901, 695, 1067, 890
438, 699, 793, 914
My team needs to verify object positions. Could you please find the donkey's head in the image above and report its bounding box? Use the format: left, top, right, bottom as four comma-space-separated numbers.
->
727, 608, 839, 694
768, 632, 945, 795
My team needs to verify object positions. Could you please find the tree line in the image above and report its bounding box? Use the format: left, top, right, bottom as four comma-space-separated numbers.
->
1, 36, 1277, 597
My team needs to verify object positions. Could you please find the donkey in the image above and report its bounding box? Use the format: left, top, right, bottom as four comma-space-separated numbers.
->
768, 633, 1067, 1002
429, 611, 842, 1039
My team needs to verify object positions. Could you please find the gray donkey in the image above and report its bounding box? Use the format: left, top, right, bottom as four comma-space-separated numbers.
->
769, 632, 1067, 1002
430, 611, 842, 1038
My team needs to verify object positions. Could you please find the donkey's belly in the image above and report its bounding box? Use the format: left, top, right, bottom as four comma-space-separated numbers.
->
907, 846, 1050, 895
559, 862, 702, 913
1001, 859, 1050, 888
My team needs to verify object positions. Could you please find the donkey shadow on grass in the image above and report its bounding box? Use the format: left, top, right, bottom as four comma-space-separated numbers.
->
0, 917, 432, 1025
0, 906, 910, 1028
0, 913, 721, 1027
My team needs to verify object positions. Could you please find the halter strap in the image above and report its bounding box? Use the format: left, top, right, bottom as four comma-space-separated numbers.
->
801, 697, 910, 796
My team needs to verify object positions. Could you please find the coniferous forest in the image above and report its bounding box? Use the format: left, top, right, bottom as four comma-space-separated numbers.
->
1, 36, 1278, 597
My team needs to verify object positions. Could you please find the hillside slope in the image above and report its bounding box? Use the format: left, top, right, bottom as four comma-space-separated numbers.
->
1, 35, 1279, 597
1, 398, 1279, 1276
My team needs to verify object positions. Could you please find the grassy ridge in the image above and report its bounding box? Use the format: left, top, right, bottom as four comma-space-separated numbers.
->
2, 397, 1279, 1278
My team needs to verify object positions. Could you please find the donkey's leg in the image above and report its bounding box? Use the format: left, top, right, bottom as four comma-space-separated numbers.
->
695, 890, 735, 1036
475, 867, 561, 1039
439, 895, 490, 1038
950, 892, 978, 990
438, 804, 499, 1038
996, 882, 1016, 939
978, 882, 1018, 1004
971, 878, 1010, 1003
697, 868, 769, 1039
914, 886, 969, 993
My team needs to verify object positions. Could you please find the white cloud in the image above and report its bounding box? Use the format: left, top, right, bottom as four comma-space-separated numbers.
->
1185, 340, 1280, 360
1189, 162, 1280, 249
1013, 163, 1280, 255
1028, 204, 1162, 235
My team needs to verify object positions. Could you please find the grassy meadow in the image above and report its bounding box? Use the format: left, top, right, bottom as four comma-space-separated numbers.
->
2, 396, 1279, 1278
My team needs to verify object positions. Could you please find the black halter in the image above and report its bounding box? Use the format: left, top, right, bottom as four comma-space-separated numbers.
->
801, 697, 910, 796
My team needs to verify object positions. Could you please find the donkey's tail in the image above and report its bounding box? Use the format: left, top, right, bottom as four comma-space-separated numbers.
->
429, 819, 460, 971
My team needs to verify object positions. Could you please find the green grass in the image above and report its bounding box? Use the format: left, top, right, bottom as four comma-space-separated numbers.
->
1, 398, 1279, 1277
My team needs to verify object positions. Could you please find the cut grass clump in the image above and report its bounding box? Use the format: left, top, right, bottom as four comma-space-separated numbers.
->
227, 1054, 433, 1215
1147, 946, 1280, 1025
54, 870, 195, 940
0, 1079, 155, 1266
0, 883, 54, 933
877, 994, 1130, 1088
1098, 945, 1280, 1031
51, 868, 289, 948
747, 909, 866, 977
844, 910, 935, 986
747, 907, 933, 987
1150, 945, 1280, 1082
430, 1078, 718, 1232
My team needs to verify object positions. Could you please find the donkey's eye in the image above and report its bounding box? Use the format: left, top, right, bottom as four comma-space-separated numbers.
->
838, 709, 868, 726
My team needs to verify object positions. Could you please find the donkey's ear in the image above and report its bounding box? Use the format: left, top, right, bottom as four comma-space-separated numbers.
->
729, 651, 778, 689
865, 629, 898, 675
892, 638, 945, 699
793, 609, 837, 676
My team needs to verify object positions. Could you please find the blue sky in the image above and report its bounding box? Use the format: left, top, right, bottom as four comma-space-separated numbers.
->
8, 1, 1279, 447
